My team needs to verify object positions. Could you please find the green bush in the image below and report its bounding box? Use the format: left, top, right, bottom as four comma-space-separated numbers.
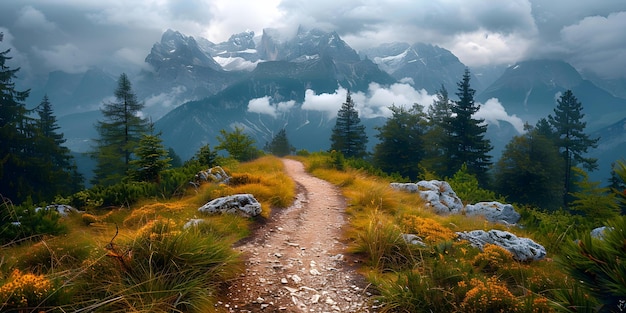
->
1, 202, 67, 245
559, 216, 626, 311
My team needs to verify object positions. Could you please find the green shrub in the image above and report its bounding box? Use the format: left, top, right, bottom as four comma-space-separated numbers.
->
559, 216, 626, 311
0, 203, 67, 245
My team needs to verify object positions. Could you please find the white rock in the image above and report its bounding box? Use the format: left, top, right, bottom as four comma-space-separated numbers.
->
465, 201, 521, 224
291, 274, 302, 283
401, 234, 427, 247
183, 218, 205, 229
311, 294, 320, 303
198, 194, 261, 217
391, 180, 463, 214
457, 229, 547, 261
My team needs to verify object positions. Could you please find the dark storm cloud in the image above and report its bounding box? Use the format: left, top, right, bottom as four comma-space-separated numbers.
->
0, 0, 625, 80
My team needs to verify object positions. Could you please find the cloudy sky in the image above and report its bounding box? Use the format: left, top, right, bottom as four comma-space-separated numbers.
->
1, 0, 625, 83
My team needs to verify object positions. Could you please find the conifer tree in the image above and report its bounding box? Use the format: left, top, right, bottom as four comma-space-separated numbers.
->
35, 95, 83, 196
494, 123, 564, 211
548, 90, 599, 207
266, 128, 294, 157
130, 124, 171, 183
330, 91, 368, 158
443, 69, 492, 183
373, 104, 427, 180
423, 85, 452, 176
194, 144, 219, 167
91, 73, 147, 186
0, 48, 34, 203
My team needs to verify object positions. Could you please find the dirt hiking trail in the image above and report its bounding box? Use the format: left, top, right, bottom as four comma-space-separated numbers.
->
219, 158, 378, 312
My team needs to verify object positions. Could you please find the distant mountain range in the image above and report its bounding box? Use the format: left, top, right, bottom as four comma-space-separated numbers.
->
19, 26, 625, 183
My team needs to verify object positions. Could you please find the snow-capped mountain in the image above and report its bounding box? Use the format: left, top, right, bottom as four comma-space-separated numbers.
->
361, 42, 480, 94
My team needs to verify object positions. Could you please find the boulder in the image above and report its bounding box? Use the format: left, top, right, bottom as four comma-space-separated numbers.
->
35, 204, 81, 217
591, 226, 611, 239
391, 180, 463, 214
198, 194, 261, 217
456, 229, 546, 261
401, 234, 427, 247
183, 218, 206, 229
193, 166, 230, 185
464, 202, 521, 224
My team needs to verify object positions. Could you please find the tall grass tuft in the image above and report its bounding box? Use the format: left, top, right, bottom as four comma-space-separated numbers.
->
352, 211, 421, 270
71, 218, 241, 312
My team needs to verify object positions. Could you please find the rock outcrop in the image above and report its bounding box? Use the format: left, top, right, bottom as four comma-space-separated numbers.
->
35, 204, 81, 217
193, 166, 230, 185
590, 226, 611, 239
198, 194, 262, 217
464, 202, 521, 224
456, 229, 546, 261
390, 180, 463, 214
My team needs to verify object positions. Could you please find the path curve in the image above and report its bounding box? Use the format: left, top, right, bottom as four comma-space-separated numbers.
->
219, 159, 376, 312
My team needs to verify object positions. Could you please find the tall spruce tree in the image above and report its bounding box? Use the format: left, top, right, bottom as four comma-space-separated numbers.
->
266, 129, 294, 157
0, 48, 34, 203
548, 90, 599, 207
443, 69, 492, 183
91, 73, 147, 186
330, 91, 368, 158
423, 85, 453, 176
35, 95, 83, 196
373, 104, 427, 180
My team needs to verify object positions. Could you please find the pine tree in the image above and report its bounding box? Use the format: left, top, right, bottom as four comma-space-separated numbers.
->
130, 124, 171, 183
266, 128, 294, 157
330, 91, 368, 158
35, 95, 83, 196
194, 144, 219, 167
494, 123, 564, 211
167, 148, 183, 168
91, 73, 147, 186
0, 48, 33, 203
548, 90, 599, 207
373, 104, 427, 180
443, 69, 492, 183
423, 85, 453, 177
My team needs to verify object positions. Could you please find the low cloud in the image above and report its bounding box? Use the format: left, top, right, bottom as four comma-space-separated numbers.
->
33, 43, 90, 73
15, 6, 57, 31
301, 83, 436, 118
144, 85, 190, 119
474, 98, 525, 133
247, 96, 295, 117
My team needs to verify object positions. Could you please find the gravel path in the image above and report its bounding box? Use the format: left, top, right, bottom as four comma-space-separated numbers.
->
219, 158, 377, 312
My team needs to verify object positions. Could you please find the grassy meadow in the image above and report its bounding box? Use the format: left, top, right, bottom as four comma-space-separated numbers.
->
1, 153, 623, 312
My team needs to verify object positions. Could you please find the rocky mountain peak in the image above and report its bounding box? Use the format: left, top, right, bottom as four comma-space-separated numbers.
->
145, 29, 221, 72
257, 26, 359, 63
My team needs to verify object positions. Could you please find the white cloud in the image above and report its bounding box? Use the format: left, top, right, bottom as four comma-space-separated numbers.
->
15, 6, 57, 31
247, 96, 295, 117
301, 83, 437, 119
474, 98, 525, 133
560, 11, 626, 79
446, 30, 533, 67
301, 88, 348, 118
33, 43, 89, 73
